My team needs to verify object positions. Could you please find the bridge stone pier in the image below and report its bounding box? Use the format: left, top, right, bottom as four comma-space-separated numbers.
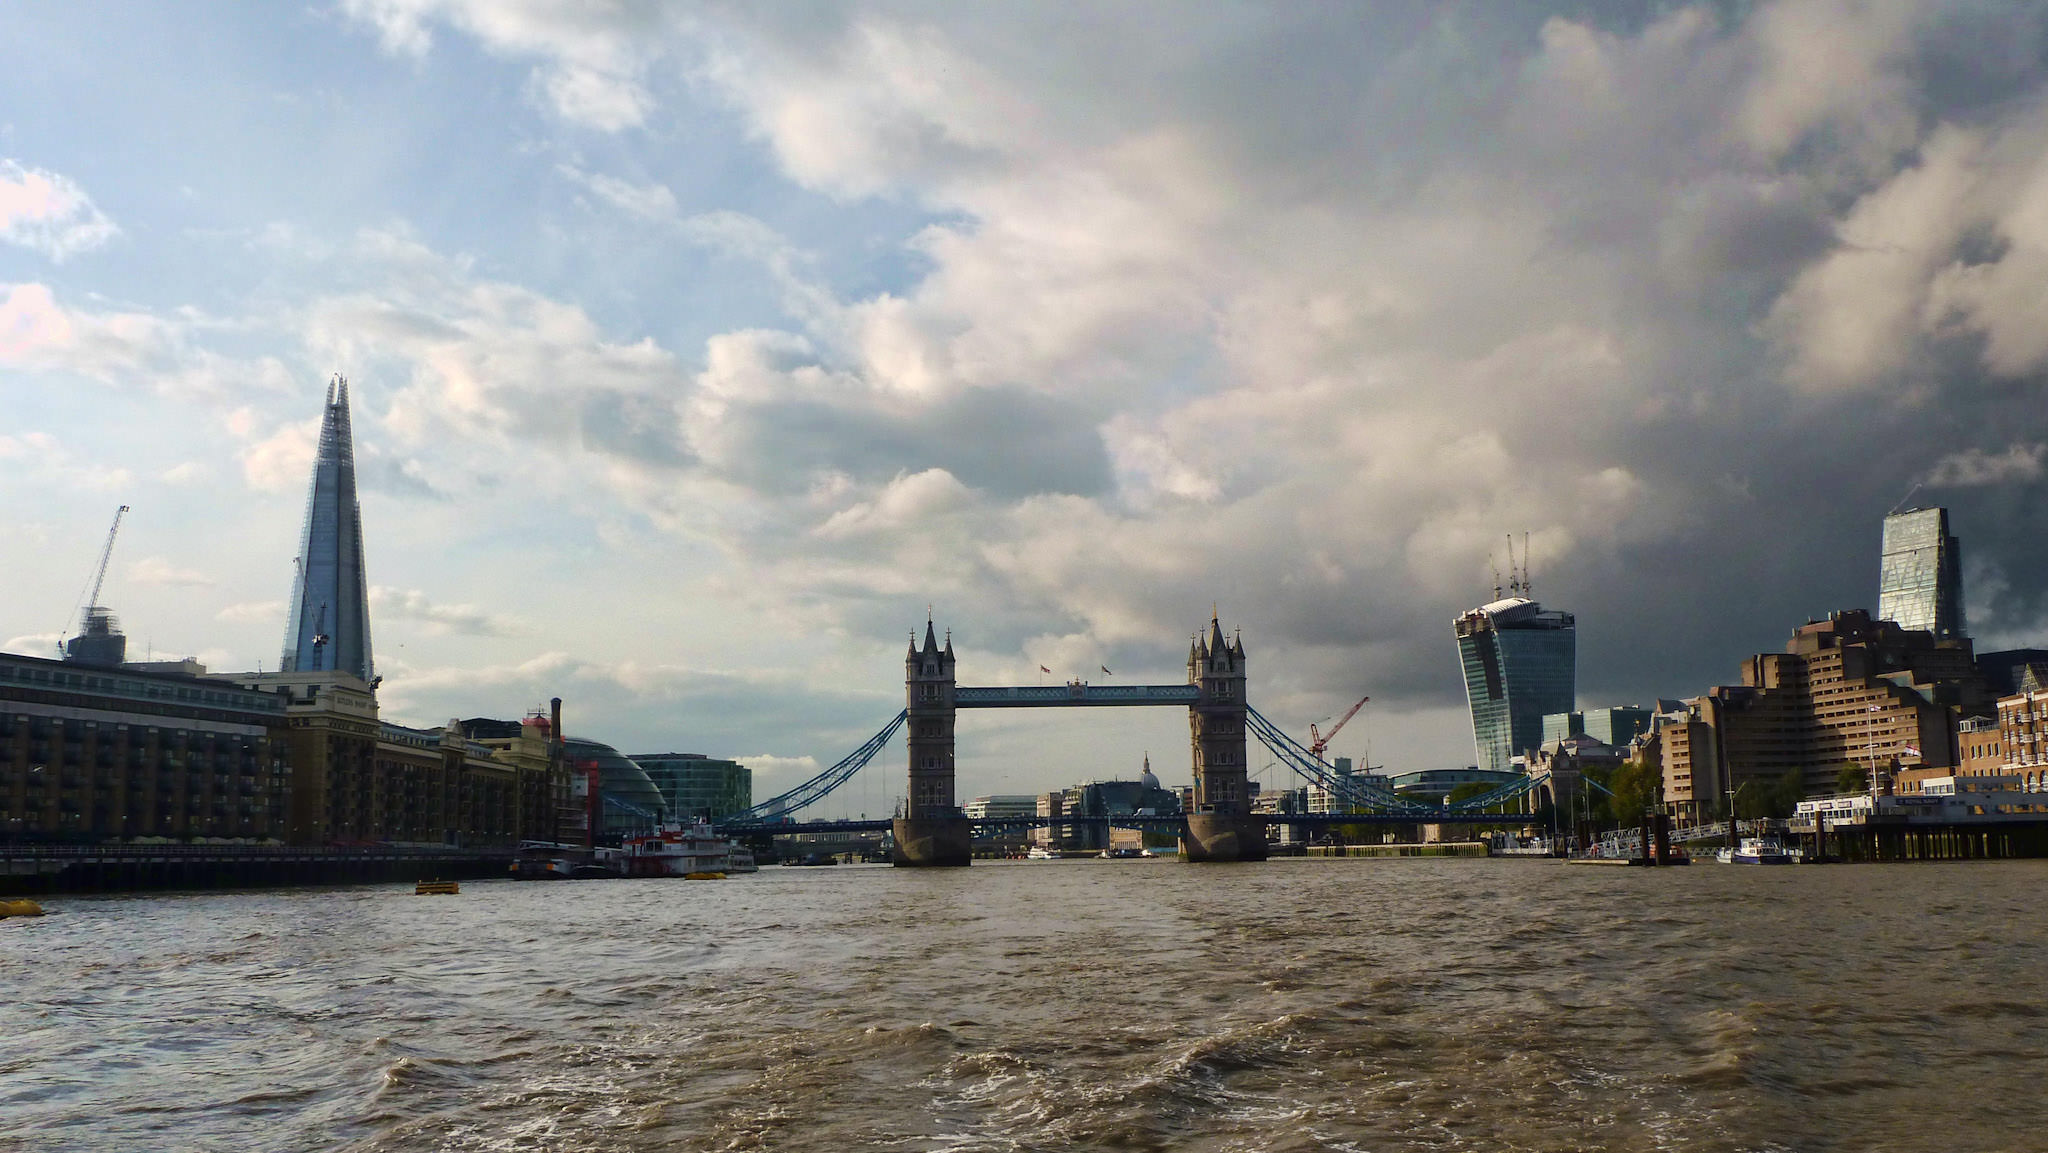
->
892, 614, 1266, 866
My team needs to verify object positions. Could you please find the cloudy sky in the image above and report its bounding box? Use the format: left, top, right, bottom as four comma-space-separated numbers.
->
6, 1, 2048, 812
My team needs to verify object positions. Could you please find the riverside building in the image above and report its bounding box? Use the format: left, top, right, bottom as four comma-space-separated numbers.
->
0, 651, 291, 842
631, 752, 752, 820
1652, 610, 1992, 823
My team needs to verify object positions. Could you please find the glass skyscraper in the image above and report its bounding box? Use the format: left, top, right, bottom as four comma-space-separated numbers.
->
1878, 507, 1966, 641
1455, 597, 1577, 773
280, 376, 375, 680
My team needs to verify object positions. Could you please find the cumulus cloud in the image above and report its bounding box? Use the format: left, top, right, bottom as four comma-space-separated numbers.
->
369, 586, 528, 637
0, 283, 176, 380
339, 0, 667, 129
373, 651, 894, 768
2, 632, 63, 658
215, 601, 286, 624
556, 164, 678, 222
1928, 444, 2048, 488
0, 430, 133, 491
0, 160, 118, 260
128, 556, 215, 587
238, 418, 317, 494
318, 0, 2048, 721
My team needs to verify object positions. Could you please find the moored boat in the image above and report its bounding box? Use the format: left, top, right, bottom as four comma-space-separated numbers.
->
614, 820, 733, 877
1715, 836, 1800, 865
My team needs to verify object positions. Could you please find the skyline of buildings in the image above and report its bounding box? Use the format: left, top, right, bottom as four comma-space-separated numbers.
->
7, 367, 2039, 841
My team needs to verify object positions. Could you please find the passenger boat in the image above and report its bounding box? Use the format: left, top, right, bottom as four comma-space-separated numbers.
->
1715, 837, 1799, 865
613, 820, 733, 877
725, 844, 759, 874
1026, 845, 1058, 860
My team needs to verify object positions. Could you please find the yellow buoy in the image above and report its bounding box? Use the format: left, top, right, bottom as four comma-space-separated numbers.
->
683, 871, 726, 881
0, 899, 46, 918
414, 880, 460, 895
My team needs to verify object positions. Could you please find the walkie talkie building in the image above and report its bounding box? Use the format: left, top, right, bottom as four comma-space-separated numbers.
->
1455, 596, 1576, 774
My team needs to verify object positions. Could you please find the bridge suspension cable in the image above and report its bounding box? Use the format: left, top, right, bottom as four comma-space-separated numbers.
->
1246, 705, 1536, 816
1245, 706, 1433, 814
732, 709, 909, 823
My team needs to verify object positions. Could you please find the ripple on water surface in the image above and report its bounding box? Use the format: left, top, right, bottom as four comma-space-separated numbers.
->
4, 858, 2048, 1152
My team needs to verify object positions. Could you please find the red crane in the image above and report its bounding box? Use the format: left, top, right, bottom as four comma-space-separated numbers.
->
1309, 694, 1370, 762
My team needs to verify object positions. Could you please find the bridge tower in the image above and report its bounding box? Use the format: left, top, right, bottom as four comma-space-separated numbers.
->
895, 619, 971, 866
1184, 614, 1267, 861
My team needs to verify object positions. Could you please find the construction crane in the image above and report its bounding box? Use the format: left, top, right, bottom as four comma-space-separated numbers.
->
58, 504, 129, 652
1308, 694, 1370, 762
84, 505, 130, 616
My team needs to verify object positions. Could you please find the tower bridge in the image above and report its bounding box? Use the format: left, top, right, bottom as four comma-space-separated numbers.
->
896, 614, 1261, 866
715, 614, 1539, 864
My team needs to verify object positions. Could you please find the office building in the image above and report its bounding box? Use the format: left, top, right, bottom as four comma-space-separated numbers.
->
964, 794, 1038, 854
1653, 610, 1992, 822
281, 375, 375, 680
1540, 706, 1652, 749
563, 738, 668, 841
1455, 595, 1576, 774
1384, 766, 1519, 804
1978, 649, 2048, 697
632, 752, 752, 820
1878, 507, 1966, 641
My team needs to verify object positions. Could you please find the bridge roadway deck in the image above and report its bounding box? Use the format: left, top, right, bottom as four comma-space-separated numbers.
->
722, 812, 1519, 835
953, 684, 1202, 707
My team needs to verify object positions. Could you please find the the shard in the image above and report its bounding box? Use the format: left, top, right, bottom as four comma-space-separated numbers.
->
280, 375, 375, 681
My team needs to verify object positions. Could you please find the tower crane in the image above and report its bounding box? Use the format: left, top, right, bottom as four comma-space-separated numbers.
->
57, 504, 130, 659
1308, 693, 1370, 762
84, 505, 130, 617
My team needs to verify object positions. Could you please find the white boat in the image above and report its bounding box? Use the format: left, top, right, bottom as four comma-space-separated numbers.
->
725, 843, 759, 873
1026, 845, 1058, 860
1715, 836, 1800, 865
610, 820, 733, 877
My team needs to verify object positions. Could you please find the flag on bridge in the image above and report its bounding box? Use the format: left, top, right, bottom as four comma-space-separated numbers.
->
1039, 665, 1051, 673
1101, 665, 1112, 675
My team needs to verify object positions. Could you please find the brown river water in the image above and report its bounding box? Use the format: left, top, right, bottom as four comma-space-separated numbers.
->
4, 857, 2047, 1153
